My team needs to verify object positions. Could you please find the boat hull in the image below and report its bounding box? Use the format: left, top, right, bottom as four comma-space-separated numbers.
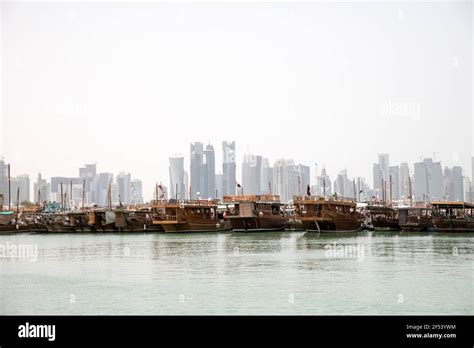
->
432, 219, 474, 232
302, 218, 362, 233
161, 220, 232, 233
228, 216, 287, 232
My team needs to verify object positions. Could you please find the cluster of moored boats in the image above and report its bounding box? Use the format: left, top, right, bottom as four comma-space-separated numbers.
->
1, 194, 473, 233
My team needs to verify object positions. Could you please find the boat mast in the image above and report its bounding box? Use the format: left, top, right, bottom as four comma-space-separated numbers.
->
108, 180, 112, 211
16, 186, 20, 225
82, 179, 86, 211
408, 176, 413, 207
389, 174, 393, 207
298, 175, 301, 196
7, 163, 11, 211
353, 179, 356, 202
60, 182, 64, 211
381, 178, 384, 204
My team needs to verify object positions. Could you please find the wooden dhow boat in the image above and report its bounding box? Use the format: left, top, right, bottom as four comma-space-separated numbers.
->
366, 203, 400, 231
151, 199, 232, 233
293, 195, 363, 232
431, 201, 474, 232
223, 195, 288, 232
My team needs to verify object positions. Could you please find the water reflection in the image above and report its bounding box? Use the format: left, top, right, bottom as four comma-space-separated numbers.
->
0, 231, 472, 315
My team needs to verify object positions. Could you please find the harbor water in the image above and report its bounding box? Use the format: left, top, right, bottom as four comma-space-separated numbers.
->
0, 231, 472, 315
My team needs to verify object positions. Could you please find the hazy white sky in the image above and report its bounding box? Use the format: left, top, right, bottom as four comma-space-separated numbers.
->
1, 1, 472, 200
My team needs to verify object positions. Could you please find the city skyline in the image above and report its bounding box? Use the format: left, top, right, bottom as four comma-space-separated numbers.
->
0, 146, 472, 204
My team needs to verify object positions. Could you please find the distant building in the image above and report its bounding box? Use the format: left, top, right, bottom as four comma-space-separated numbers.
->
169, 155, 185, 200
183, 170, 189, 200
443, 167, 453, 199
79, 163, 97, 179
273, 159, 293, 203
472, 156, 474, 183
0, 159, 7, 203
154, 184, 168, 201
190, 142, 204, 198
372, 163, 382, 197
463, 176, 471, 203
414, 161, 428, 201
130, 179, 143, 205
202, 143, 215, 199
429, 161, 444, 201
111, 183, 119, 205
242, 153, 262, 195
372, 154, 390, 199
335, 170, 348, 198
356, 177, 370, 201
413, 158, 443, 202
97, 173, 114, 206
215, 173, 223, 200
34, 173, 50, 202
116, 172, 131, 204
51, 177, 83, 203
378, 153, 390, 185
452, 166, 464, 201
399, 162, 411, 200
13, 174, 30, 203
315, 167, 332, 197
297, 164, 310, 197
272, 159, 310, 202
389, 166, 400, 201
260, 158, 273, 194
222, 141, 236, 196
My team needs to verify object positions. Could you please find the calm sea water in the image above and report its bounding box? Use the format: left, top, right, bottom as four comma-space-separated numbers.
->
0, 231, 472, 315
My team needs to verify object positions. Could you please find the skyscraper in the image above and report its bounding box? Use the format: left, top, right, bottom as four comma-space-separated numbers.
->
260, 158, 273, 194
169, 155, 185, 200
443, 167, 453, 199
372, 164, 382, 198
472, 156, 474, 183
316, 167, 332, 197
130, 179, 143, 205
34, 173, 50, 202
429, 161, 444, 201
242, 153, 262, 195
9, 176, 27, 204
203, 143, 215, 199
452, 166, 464, 201
222, 141, 236, 196
0, 159, 7, 203
399, 162, 411, 200
79, 163, 97, 179
98, 173, 114, 206
414, 161, 429, 201
215, 173, 223, 200
389, 166, 400, 201
297, 164, 310, 197
116, 172, 131, 204
190, 142, 204, 198
183, 170, 189, 200
15, 174, 30, 203
378, 153, 390, 182
414, 158, 444, 202
272, 159, 309, 202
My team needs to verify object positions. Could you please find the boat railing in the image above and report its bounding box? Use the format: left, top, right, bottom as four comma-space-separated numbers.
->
151, 199, 219, 207
152, 215, 178, 222
223, 194, 281, 203
293, 195, 356, 203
